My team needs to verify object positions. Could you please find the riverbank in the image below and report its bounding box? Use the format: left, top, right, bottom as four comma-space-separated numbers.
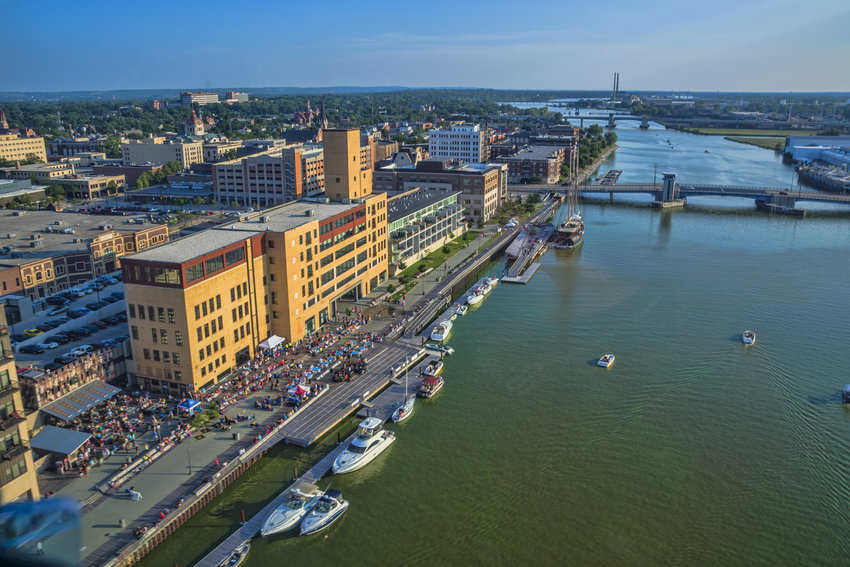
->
725, 136, 785, 151
669, 126, 817, 137
576, 144, 617, 184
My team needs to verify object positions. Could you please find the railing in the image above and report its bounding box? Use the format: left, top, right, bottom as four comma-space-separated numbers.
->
0, 442, 29, 461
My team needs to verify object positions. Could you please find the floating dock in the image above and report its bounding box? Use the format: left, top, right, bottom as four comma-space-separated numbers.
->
501, 262, 541, 284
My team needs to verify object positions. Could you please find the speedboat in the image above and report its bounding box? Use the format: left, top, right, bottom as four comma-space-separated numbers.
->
332, 417, 396, 474
418, 375, 444, 398
392, 394, 416, 423
260, 484, 323, 536
220, 542, 250, 567
742, 330, 756, 345
479, 280, 493, 295
487, 276, 499, 287
430, 320, 453, 342
300, 490, 349, 536
597, 353, 615, 368
466, 293, 484, 306
455, 304, 468, 316
423, 360, 444, 376
425, 343, 454, 356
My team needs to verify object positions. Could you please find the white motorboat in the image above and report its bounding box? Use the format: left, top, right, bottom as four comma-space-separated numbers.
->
425, 343, 454, 356
392, 370, 416, 423
423, 360, 444, 376
479, 280, 493, 295
487, 276, 499, 287
332, 417, 396, 474
742, 330, 756, 345
597, 353, 615, 368
418, 375, 444, 398
430, 320, 453, 342
260, 484, 323, 536
466, 293, 484, 306
300, 490, 349, 536
455, 304, 468, 316
219, 542, 250, 567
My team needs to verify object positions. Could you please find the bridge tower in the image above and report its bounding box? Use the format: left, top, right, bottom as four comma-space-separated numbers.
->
607, 113, 616, 129
651, 172, 685, 209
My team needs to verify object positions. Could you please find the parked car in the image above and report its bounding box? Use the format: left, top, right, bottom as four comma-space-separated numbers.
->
11, 334, 28, 343
48, 307, 69, 316
70, 345, 94, 357
54, 355, 75, 364
98, 338, 116, 348
116, 312, 128, 322
109, 292, 125, 300
105, 315, 121, 325
85, 302, 106, 311
19, 344, 46, 354
46, 296, 70, 306
94, 320, 110, 329
52, 333, 73, 344
67, 308, 89, 318
37, 342, 59, 350
38, 321, 59, 331
44, 362, 63, 371
23, 328, 43, 337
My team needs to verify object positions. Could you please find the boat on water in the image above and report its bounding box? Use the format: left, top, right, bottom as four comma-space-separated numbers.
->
478, 279, 493, 295
486, 276, 499, 287
423, 360, 444, 376
332, 417, 396, 474
392, 370, 415, 423
418, 375, 444, 398
551, 189, 584, 250
220, 542, 250, 567
430, 319, 453, 342
597, 353, 615, 368
466, 292, 484, 306
742, 330, 756, 345
425, 343, 454, 356
260, 484, 323, 537
300, 490, 349, 536
455, 304, 468, 316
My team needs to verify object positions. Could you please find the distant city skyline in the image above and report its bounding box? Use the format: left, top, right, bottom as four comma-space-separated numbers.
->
3, 0, 850, 93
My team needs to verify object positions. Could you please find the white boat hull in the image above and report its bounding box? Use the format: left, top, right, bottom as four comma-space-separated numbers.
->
392, 396, 416, 423
332, 432, 396, 474
300, 500, 349, 536
466, 294, 483, 305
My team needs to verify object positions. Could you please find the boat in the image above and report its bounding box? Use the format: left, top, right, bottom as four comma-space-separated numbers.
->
425, 343, 454, 356
219, 542, 250, 567
423, 360, 444, 376
392, 370, 415, 423
430, 319, 453, 342
551, 193, 584, 250
597, 353, 615, 368
486, 276, 499, 287
332, 417, 396, 474
455, 304, 468, 316
742, 330, 756, 345
705, 149, 710, 153
418, 375, 444, 398
300, 490, 349, 536
260, 484, 323, 537
479, 280, 493, 295
466, 292, 484, 306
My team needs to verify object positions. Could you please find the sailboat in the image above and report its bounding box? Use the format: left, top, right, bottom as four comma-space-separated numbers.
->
552, 188, 584, 250
392, 369, 415, 423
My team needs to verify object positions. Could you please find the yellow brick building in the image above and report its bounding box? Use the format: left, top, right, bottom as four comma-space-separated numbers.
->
0, 134, 47, 163
123, 128, 389, 395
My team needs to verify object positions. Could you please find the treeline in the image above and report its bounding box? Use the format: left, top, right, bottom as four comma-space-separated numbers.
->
135, 161, 182, 188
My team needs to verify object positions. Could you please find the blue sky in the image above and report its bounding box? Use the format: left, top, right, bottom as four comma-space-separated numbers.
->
3, 0, 849, 92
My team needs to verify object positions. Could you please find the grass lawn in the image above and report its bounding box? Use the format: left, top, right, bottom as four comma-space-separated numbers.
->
397, 231, 479, 279
725, 136, 786, 151
681, 127, 817, 137
136, 418, 358, 567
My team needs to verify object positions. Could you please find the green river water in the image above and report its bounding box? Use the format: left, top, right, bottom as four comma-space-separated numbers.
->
242, 120, 850, 565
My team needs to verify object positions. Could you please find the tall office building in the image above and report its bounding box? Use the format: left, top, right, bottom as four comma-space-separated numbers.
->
0, 310, 40, 503
123, 128, 388, 395
428, 124, 486, 163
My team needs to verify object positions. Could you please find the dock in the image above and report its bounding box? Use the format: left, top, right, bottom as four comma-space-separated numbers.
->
501, 262, 541, 284
356, 353, 439, 420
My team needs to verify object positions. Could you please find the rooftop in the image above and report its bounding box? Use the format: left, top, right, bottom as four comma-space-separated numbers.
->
499, 145, 563, 161
388, 189, 461, 222
0, 210, 148, 266
127, 198, 365, 264
0, 179, 48, 199
383, 159, 499, 174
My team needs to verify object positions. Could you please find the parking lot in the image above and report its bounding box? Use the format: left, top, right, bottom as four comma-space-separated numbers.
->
11, 274, 130, 366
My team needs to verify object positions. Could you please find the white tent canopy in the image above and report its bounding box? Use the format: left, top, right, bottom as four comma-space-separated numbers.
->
258, 335, 286, 350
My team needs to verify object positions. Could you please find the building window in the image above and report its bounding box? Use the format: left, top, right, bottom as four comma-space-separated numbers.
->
167, 308, 175, 324
201, 366, 206, 377
151, 328, 158, 344
205, 255, 224, 274
204, 323, 210, 338
219, 337, 224, 348
216, 295, 222, 309
232, 308, 237, 322
174, 370, 182, 380
160, 329, 168, 345
195, 305, 201, 319
131, 325, 139, 340
129, 304, 136, 318
208, 298, 215, 313
211, 319, 217, 333
233, 329, 239, 342
186, 263, 204, 283
143, 348, 150, 360
138, 305, 146, 320
163, 351, 170, 363
153, 350, 160, 362
148, 306, 155, 321
199, 348, 204, 361
242, 282, 247, 295
206, 345, 212, 356
157, 307, 165, 323
202, 302, 207, 317
196, 327, 203, 341
175, 330, 183, 346
230, 287, 235, 301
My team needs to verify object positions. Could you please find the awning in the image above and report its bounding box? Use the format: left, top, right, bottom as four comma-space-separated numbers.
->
30, 425, 91, 456
41, 381, 122, 421
258, 335, 285, 350
178, 399, 201, 414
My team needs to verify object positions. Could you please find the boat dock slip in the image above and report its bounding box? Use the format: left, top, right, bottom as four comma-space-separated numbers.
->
356, 353, 440, 420
501, 262, 541, 284
283, 342, 425, 447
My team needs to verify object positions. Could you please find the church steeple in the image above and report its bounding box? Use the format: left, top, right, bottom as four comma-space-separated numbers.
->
0, 108, 8, 130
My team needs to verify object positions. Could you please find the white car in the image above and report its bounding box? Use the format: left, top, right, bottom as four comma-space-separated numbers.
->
38, 342, 59, 350
69, 345, 94, 357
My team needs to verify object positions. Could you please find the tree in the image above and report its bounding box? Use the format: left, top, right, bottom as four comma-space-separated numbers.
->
46, 184, 66, 200
397, 261, 406, 271
103, 135, 122, 158
417, 263, 427, 273
386, 283, 396, 293
442, 244, 450, 254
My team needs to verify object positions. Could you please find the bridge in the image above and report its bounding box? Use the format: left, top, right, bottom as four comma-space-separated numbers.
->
509, 173, 850, 216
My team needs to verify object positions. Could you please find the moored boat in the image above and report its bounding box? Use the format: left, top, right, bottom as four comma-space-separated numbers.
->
392, 370, 416, 423
332, 417, 396, 474
425, 343, 454, 356
742, 330, 756, 345
260, 484, 323, 537
455, 304, 468, 316
220, 542, 250, 567
300, 490, 349, 536
423, 360, 444, 376
430, 320, 453, 342
486, 276, 499, 287
597, 353, 615, 368
418, 375, 444, 398
466, 292, 484, 306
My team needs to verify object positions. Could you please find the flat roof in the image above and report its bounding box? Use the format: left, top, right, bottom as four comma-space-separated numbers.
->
127, 199, 362, 264
388, 189, 461, 222
499, 145, 562, 161
0, 179, 48, 199
0, 210, 152, 266
40, 380, 122, 421
128, 185, 213, 198
30, 425, 91, 456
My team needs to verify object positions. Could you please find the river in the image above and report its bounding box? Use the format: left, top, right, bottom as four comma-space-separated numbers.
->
243, 107, 850, 565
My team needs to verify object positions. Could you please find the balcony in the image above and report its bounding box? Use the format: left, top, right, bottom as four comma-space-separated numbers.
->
0, 412, 26, 431
0, 382, 21, 398
1, 442, 29, 461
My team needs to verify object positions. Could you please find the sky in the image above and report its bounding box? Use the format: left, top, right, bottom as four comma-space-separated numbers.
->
3, 0, 850, 93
